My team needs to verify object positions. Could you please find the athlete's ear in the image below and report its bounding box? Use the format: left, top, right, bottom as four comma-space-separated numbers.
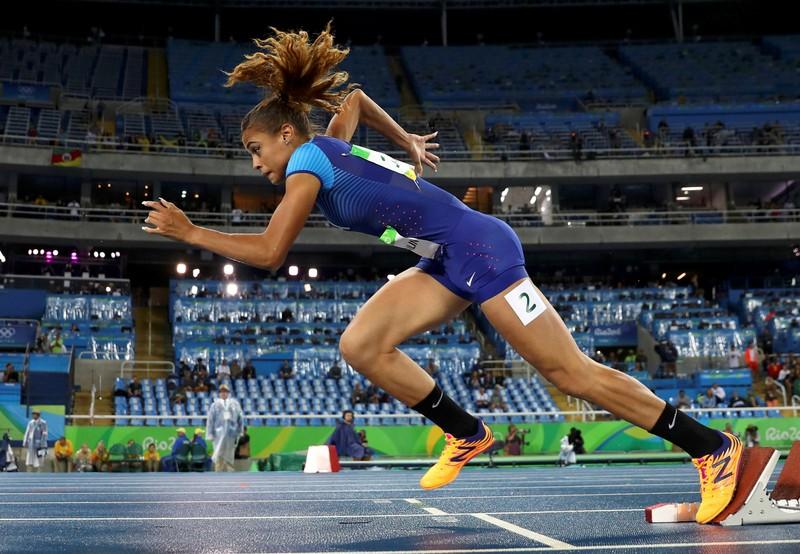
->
280, 123, 294, 145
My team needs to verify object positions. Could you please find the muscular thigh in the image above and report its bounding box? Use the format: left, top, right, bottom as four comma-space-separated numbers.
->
344, 267, 471, 352
480, 276, 587, 383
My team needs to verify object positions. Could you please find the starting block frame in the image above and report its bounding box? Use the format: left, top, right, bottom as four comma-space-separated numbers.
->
647, 441, 800, 526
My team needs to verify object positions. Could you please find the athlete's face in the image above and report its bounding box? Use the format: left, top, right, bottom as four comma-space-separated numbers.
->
242, 123, 300, 185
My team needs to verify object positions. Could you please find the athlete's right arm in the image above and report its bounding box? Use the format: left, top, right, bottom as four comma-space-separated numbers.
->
142, 173, 320, 270
326, 89, 440, 175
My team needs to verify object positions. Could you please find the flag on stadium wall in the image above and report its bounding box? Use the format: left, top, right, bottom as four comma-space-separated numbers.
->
50, 149, 83, 167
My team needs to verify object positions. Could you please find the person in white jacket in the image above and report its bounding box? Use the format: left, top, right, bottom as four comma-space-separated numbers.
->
205, 384, 243, 471
22, 410, 48, 472
558, 435, 576, 467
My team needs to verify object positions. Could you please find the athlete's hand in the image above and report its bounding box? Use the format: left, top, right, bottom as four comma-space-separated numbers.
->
406, 131, 440, 176
141, 198, 196, 242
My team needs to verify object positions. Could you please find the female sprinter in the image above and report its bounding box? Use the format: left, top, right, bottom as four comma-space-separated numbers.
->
143, 24, 740, 523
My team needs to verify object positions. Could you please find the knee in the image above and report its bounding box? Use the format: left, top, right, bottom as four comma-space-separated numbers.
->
537, 354, 594, 399
339, 328, 375, 371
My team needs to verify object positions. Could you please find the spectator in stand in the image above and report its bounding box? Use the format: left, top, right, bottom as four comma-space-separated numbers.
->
682, 126, 696, 156
475, 387, 491, 409
766, 355, 783, 380
711, 383, 726, 406
635, 349, 649, 365
777, 364, 792, 386
195, 357, 208, 374
217, 359, 231, 381
728, 390, 750, 408
489, 385, 507, 411
675, 390, 692, 410
143, 443, 160, 472
728, 345, 742, 369
468, 370, 481, 389
744, 425, 760, 448
744, 342, 760, 375
765, 390, 780, 408
654, 340, 678, 377
242, 359, 256, 380
92, 441, 110, 472
74, 443, 93, 472
3, 363, 19, 384
53, 436, 74, 472
350, 383, 366, 405
49, 330, 65, 353
558, 435, 576, 466
128, 376, 142, 398
327, 361, 342, 380
424, 358, 439, 378
278, 360, 294, 380
230, 359, 243, 379
701, 388, 717, 409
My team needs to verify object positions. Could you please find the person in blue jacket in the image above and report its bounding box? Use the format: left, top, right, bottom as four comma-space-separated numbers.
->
160, 428, 189, 471
327, 410, 372, 461
142, 23, 742, 522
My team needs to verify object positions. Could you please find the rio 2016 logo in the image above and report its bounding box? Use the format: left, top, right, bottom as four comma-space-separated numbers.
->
765, 426, 800, 442
519, 292, 537, 313
142, 436, 176, 451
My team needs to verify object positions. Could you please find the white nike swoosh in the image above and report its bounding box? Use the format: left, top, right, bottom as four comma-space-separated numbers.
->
431, 389, 444, 408
466, 272, 476, 287
668, 409, 678, 430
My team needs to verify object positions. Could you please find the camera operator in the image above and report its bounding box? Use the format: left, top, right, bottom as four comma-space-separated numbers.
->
504, 424, 529, 456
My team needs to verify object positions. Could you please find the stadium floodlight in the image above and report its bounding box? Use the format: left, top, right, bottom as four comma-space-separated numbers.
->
304, 283, 312, 293
92, 251, 98, 258
661, 272, 667, 279
677, 272, 687, 280
105, 286, 111, 293
33, 249, 39, 255
223, 263, 234, 276
110, 252, 116, 259
176, 263, 187, 275
308, 267, 318, 279
387, 274, 396, 280
675, 196, 690, 201
226, 282, 239, 296
99, 252, 106, 258
681, 186, 704, 191
190, 285, 199, 296
28, 249, 33, 255
192, 268, 200, 278
288, 265, 299, 276
529, 194, 537, 205
52, 249, 59, 256
534, 186, 542, 196
500, 187, 509, 203
0, 250, 5, 263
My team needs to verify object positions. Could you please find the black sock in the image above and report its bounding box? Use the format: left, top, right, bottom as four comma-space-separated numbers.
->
411, 384, 480, 439
649, 402, 723, 458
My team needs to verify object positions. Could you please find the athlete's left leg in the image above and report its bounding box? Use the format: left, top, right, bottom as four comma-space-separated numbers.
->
480, 275, 742, 523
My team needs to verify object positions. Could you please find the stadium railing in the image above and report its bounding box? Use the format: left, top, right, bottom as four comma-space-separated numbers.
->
3, 202, 799, 229
3, 133, 800, 161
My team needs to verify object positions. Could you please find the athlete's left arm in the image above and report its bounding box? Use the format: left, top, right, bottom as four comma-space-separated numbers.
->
326, 89, 440, 175
142, 173, 320, 271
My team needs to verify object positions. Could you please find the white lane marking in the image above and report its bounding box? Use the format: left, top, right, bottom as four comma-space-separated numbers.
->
0, 509, 643, 522
405, 498, 449, 515
0, 489, 699, 500
404, 499, 422, 504
240, 540, 800, 554
472, 513, 575, 550
0, 482, 694, 495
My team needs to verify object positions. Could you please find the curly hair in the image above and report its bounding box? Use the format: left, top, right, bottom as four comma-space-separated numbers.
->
225, 22, 357, 136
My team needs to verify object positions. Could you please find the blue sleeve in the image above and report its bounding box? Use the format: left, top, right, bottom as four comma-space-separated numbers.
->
286, 142, 334, 190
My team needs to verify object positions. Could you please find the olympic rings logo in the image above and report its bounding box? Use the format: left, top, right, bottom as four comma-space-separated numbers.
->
0, 327, 17, 338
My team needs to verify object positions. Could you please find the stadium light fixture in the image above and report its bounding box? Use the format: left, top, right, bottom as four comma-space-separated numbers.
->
223, 263, 234, 276
190, 285, 199, 296
288, 265, 299, 277
33, 249, 39, 255
676, 196, 690, 201
105, 286, 111, 293
99, 252, 106, 258
677, 272, 687, 280
681, 186, 704, 191
303, 283, 312, 293
93, 251, 98, 258
500, 187, 509, 203
387, 274, 396, 280
176, 263, 187, 275
192, 268, 200, 278
52, 249, 59, 256
661, 272, 667, 279
534, 186, 542, 196
110, 253, 116, 259
28, 249, 33, 255
226, 282, 239, 296
0, 250, 5, 263
308, 267, 318, 279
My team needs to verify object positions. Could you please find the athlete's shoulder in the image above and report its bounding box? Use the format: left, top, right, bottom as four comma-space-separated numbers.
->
286, 139, 335, 189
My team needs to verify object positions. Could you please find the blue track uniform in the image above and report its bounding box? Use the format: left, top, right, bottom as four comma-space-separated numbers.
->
286, 135, 526, 304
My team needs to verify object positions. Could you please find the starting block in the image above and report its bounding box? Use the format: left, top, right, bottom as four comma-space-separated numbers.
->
646, 441, 800, 526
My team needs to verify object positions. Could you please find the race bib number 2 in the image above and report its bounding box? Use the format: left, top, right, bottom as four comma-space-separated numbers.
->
504, 279, 547, 326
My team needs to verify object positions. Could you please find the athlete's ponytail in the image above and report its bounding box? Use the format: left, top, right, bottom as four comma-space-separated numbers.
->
225, 22, 357, 136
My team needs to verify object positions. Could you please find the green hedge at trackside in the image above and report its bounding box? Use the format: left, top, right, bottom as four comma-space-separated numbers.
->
65, 417, 800, 459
